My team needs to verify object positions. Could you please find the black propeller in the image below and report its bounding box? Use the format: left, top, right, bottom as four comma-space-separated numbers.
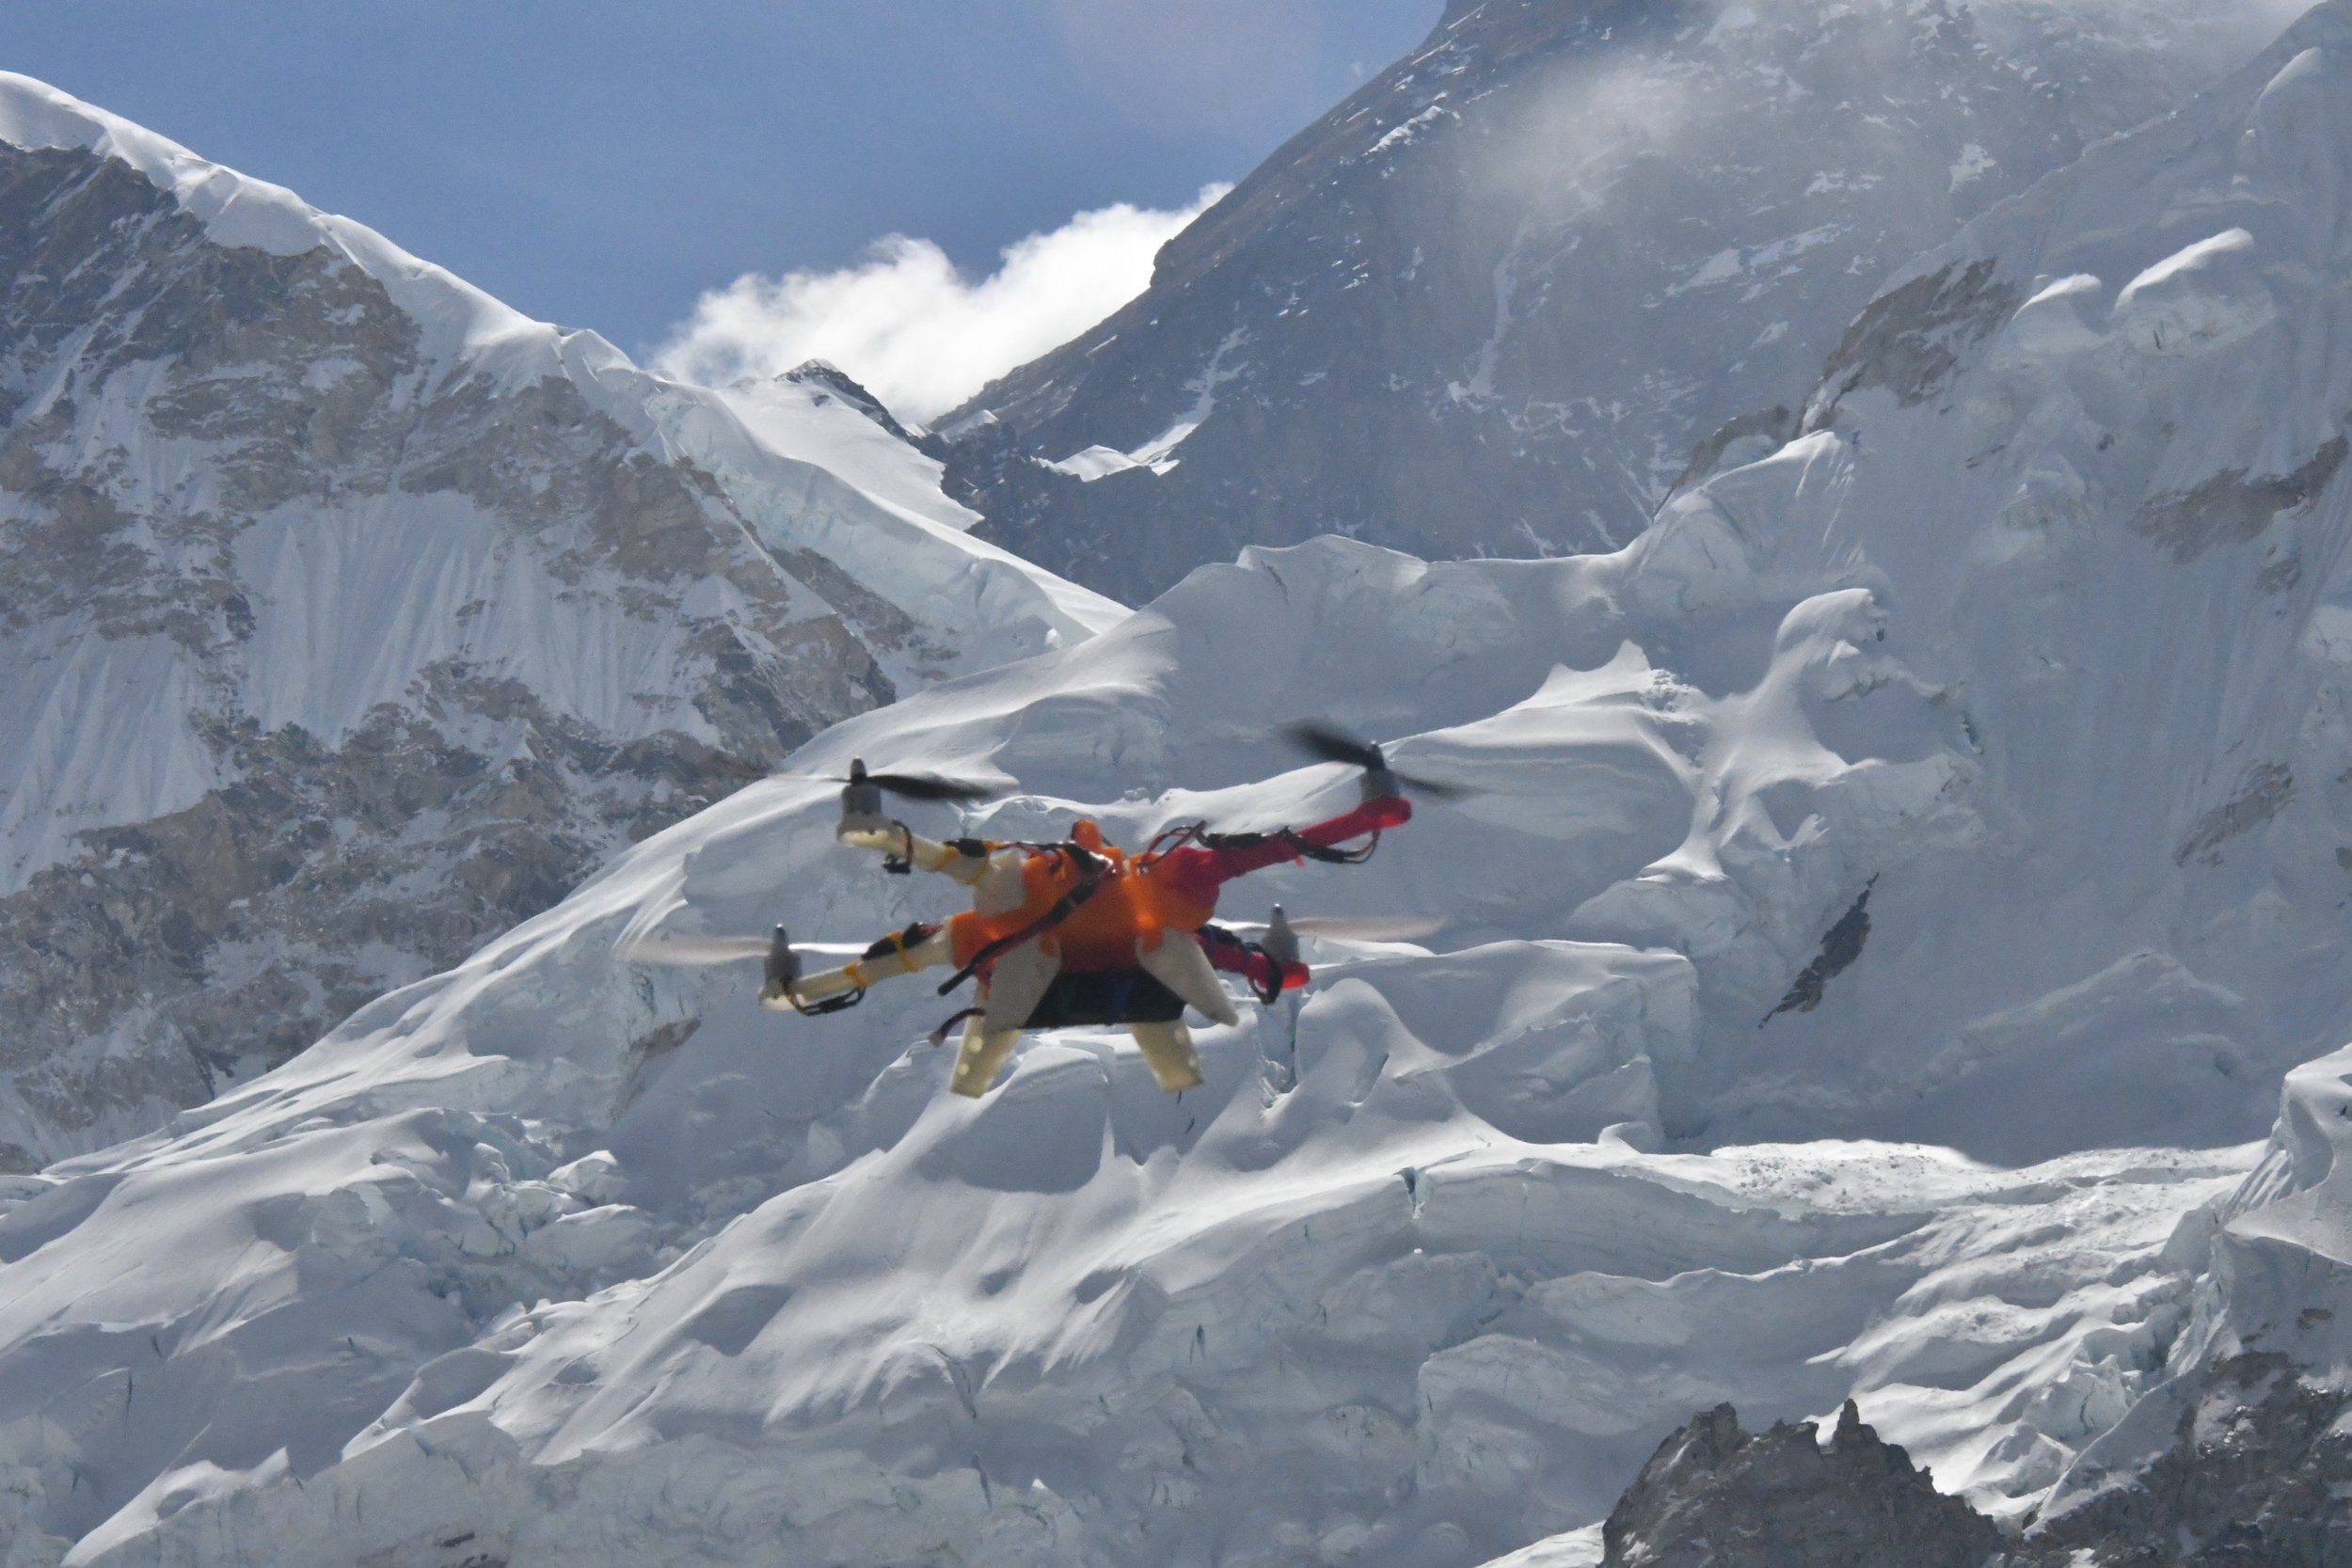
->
828, 756, 1002, 810
1283, 722, 1474, 800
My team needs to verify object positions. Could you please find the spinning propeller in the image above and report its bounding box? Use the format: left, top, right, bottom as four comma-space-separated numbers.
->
1284, 722, 1473, 800
619, 906, 1443, 970
1224, 906, 1447, 957
825, 756, 1001, 813
614, 931, 869, 966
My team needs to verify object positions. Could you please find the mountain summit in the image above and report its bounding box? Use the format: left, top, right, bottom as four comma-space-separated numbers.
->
940, 0, 2292, 603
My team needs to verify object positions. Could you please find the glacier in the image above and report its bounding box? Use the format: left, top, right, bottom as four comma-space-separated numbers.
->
0, 538, 2264, 1565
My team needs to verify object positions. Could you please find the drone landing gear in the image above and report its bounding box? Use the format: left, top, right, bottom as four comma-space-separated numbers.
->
946, 939, 1060, 1097
947, 965, 1207, 1096
1130, 1022, 1205, 1092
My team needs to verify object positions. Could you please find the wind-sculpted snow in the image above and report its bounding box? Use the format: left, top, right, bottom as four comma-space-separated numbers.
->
0, 531, 2259, 1564
0, 75, 1117, 1167
1614, 0, 2352, 1166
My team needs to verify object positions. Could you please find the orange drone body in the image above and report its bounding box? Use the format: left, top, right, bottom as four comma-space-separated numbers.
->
945, 825, 1219, 977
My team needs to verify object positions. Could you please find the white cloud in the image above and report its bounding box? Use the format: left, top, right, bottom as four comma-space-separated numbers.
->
653, 185, 1228, 425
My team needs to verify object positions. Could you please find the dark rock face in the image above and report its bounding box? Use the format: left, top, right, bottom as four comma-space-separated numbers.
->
939, 0, 2264, 605
784, 358, 916, 444
1595, 1363, 2352, 1568
1809, 259, 2020, 416
0, 686, 760, 1169
0, 137, 914, 1164
2025, 1354, 2352, 1568
1601, 1400, 2002, 1568
1764, 880, 1874, 1022
2135, 436, 2351, 565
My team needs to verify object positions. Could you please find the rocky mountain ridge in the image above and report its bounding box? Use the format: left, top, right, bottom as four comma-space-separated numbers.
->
0, 74, 1118, 1168
937, 0, 2296, 605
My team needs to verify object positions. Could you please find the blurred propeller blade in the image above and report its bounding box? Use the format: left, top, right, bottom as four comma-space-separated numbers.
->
1292, 913, 1447, 942
859, 771, 1000, 803
1284, 721, 1475, 800
616, 934, 868, 965
1221, 913, 1445, 943
818, 759, 1000, 803
1284, 721, 1386, 771
1393, 768, 1477, 801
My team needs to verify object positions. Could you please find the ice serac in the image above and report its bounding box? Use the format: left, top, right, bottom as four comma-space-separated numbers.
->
1591, 0, 2352, 1557
938, 0, 2289, 603
1997, 1044, 2352, 1564
0, 74, 1118, 1169
1616, 0, 2352, 1164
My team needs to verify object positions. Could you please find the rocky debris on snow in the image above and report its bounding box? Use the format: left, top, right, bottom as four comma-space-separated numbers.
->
2172, 763, 2296, 867
2135, 435, 2350, 565
1600, 1400, 2001, 1568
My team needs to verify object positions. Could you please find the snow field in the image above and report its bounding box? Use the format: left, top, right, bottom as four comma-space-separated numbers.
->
0, 518, 2262, 1562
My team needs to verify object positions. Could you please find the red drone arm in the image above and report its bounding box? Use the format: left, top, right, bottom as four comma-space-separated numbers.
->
1154, 795, 1412, 903
1197, 925, 1311, 991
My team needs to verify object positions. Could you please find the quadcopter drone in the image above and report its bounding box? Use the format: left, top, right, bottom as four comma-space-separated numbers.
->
627, 725, 1461, 1098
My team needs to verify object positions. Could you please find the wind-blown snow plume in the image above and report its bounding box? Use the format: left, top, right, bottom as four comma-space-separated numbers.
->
653, 186, 1227, 423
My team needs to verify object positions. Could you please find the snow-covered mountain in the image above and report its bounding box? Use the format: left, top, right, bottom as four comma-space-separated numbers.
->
0, 76, 1119, 1171
939, 0, 2296, 605
6, 0, 2352, 1560
3, 1, 2350, 1555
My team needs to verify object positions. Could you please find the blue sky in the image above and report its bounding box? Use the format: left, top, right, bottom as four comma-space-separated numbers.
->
11, 1, 1440, 366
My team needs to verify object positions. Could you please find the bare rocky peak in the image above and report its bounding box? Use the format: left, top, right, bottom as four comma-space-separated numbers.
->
1596, 1367, 2352, 1568
941, 0, 2288, 604
780, 358, 917, 444
1600, 1400, 2000, 1567
0, 89, 1107, 1170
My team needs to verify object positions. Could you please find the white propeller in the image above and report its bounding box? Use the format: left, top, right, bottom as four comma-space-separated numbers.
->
1219, 913, 1445, 942
614, 934, 871, 966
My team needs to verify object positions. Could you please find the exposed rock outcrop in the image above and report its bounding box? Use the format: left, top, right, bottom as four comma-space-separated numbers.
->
2026, 1354, 2352, 1566
1601, 1401, 2001, 1568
